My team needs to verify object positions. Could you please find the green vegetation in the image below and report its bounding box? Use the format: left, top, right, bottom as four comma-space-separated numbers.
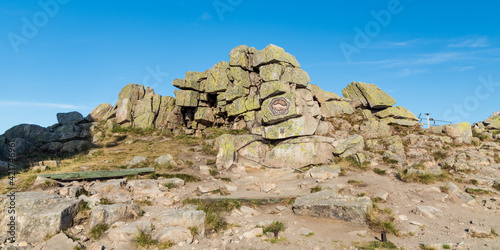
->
431, 151, 447, 161
465, 188, 491, 195
135, 229, 158, 248
382, 157, 399, 165
439, 184, 450, 194
76, 188, 89, 197
373, 168, 386, 175
397, 170, 449, 184
202, 143, 218, 156
189, 226, 199, 236
366, 205, 399, 236
264, 236, 287, 244
135, 199, 153, 207
493, 182, 500, 191
158, 241, 174, 249
205, 158, 216, 165
442, 244, 451, 249
472, 131, 489, 141
310, 185, 323, 193
77, 201, 91, 213
221, 177, 232, 182
354, 240, 398, 249
304, 232, 314, 237
263, 220, 286, 237
164, 182, 177, 189
183, 198, 241, 232
73, 245, 84, 250
149, 173, 200, 182
209, 169, 219, 176
99, 198, 114, 205
89, 223, 109, 239
470, 179, 478, 185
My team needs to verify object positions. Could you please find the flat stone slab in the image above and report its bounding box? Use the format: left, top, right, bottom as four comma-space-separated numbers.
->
0, 192, 80, 243
292, 190, 371, 224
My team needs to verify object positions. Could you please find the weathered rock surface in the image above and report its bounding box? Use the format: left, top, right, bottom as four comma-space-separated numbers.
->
342, 82, 396, 109
89, 203, 140, 228
293, 190, 372, 224
0, 192, 80, 243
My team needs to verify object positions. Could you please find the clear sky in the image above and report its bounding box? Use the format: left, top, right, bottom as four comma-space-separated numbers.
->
1, 0, 499, 134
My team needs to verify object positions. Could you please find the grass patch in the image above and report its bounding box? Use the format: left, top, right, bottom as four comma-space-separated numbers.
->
202, 143, 218, 156
382, 157, 399, 165
310, 185, 323, 193
209, 169, 219, 176
263, 220, 286, 237
76, 188, 89, 197
221, 177, 232, 182
373, 168, 386, 175
164, 182, 177, 189
366, 205, 399, 236
334, 156, 369, 170
493, 182, 500, 191
205, 158, 216, 165
149, 173, 200, 182
465, 188, 491, 195
411, 162, 426, 170
432, 151, 447, 161
473, 131, 489, 141
397, 170, 449, 184
135, 199, 153, 207
442, 244, 451, 249
183, 198, 241, 232
99, 198, 114, 205
89, 223, 109, 239
470, 179, 478, 185
77, 201, 91, 213
439, 184, 450, 194
304, 232, 314, 237
135, 229, 158, 248
189, 226, 199, 236
158, 241, 174, 249
264, 236, 287, 244
354, 240, 398, 249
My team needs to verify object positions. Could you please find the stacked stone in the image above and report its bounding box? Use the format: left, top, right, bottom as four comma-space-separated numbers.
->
171, 44, 359, 140
342, 81, 419, 127
98, 84, 180, 130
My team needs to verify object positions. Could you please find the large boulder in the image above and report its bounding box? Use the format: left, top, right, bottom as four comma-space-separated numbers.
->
445, 122, 473, 144
115, 98, 133, 124
292, 190, 372, 224
206, 61, 231, 93
333, 134, 364, 158
88, 103, 112, 122
57, 111, 84, 125
153, 208, 206, 239
229, 66, 251, 88
320, 101, 354, 118
0, 192, 80, 243
259, 63, 284, 82
342, 82, 396, 109
174, 90, 199, 107
229, 45, 256, 70
259, 80, 290, 100
215, 134, 263, 169
89, 203, 140, 228
281, 67, 311, 87
263, 115, 320, 140
310, 84, 342, 103
253, 44, 300, 68
118, 83, 145, 105
134, 112, 156, 129
262, 136, 336, 168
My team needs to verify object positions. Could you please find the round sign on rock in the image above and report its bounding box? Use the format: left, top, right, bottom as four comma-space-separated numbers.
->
268, 97, 290, 116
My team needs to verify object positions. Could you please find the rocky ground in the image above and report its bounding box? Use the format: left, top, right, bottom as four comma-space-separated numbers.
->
1, 126, 499, 250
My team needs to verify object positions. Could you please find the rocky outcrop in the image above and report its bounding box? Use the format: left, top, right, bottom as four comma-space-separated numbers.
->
0, 111, 95, 160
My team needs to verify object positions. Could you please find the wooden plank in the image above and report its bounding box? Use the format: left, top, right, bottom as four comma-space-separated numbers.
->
38, 167, 155, 180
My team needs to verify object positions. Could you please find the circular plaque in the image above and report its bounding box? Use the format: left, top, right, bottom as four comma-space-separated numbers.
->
269, 97, 290, 116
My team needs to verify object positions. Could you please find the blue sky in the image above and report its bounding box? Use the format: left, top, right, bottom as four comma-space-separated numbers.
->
1, 0, 499, 134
